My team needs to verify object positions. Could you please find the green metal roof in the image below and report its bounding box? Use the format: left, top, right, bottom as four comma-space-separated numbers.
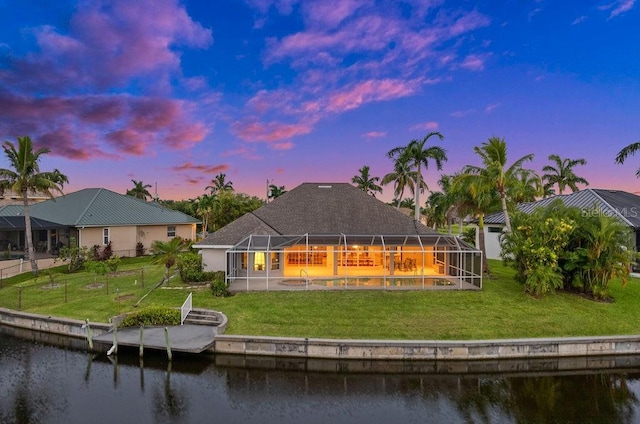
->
29, 188, 199, 227
0, 205, 25, 217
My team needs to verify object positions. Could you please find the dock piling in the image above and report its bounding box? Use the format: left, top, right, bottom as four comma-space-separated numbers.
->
164, 327, 172, 361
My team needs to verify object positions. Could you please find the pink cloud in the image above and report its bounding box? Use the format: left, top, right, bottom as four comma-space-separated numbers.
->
362, 131, 387, 138
410, 121, 439, 131
271, 141, 295, 150
327, 79, 420, 113
6, 0, 211, 93
460, 54, 487, 71
450, 109, 474, 118
302, 0, 367, 28
232, 120, 313, 142
0, 90, 207, 159
448, 10, 491, 36
172, 162, 229, 173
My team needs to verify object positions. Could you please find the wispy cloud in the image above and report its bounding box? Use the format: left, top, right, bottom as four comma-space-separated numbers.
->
572, 15, 588, 25
599, 0, 636, 18
410, 121, 439, 131
450, 109, 474, 118
362, 131, 387, 138
240, 1, 490, 145
485, 103, 501, 113
172, 162, 229, 173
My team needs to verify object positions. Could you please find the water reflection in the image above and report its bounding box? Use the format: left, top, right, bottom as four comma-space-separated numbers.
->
1, 328, 640, 424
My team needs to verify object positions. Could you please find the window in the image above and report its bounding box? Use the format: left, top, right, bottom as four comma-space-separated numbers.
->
103, 228, 110, 245
241, 252, 248, 269
487, 226, 502, 233
167, 226, 176, 238
270, 252, 280, 270
254, 251, 266, 271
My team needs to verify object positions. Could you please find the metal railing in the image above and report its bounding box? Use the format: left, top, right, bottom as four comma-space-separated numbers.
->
180, 292, 193, 325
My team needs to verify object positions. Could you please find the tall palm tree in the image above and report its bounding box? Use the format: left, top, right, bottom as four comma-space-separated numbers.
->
195, 194, 215, 235
615, 141, 640, 177
126, 179, 152, 200
542, 154, 588, 195
206, 173, 233, 195
267, 184, 287, 200
150, 237, 188, 281
452, 172, 499, 276
463, 137, 534, 233
351, 165, 383, 197
382, 155, 421, 210
0, 136, 68, 275
387, 132, 447, 221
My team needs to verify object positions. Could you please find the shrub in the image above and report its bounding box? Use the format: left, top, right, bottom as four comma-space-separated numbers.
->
177, 251, 204, 282
57, 239, 88, 272
119, 307, 181, 327
106, 255, 121, 272
211, 275, 230, 297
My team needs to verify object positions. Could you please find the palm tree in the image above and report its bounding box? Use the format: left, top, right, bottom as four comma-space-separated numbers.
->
195, 194, 215, 235
150, 237, 188, 281
267, 184, 287, 200
351, 165, 383, 197
205, 173, 233, 195
382, 155, 421, 209
542, 154, 588, 195
387, 132, 446, 222
463, 137, 534, 233
126, 179, 152, 200
452, 172, 499, 276
615, 141, 640, 177
509, 169, 543, 204
0, 136, 68, 275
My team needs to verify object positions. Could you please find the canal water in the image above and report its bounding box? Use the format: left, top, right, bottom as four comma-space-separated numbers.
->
2, 329, 640, 424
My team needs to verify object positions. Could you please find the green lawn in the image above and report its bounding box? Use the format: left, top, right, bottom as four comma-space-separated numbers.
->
0, 259, 638, 340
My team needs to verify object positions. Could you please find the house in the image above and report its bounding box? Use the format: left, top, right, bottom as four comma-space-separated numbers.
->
481, 188, 640, 260
194, 183, 482, 291
0, 188, 199, 256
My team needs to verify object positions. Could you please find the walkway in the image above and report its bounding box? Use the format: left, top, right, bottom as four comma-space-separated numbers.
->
94, 324, 217, 354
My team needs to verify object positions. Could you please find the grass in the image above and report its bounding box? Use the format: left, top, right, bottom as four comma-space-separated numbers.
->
0, 258, 639, 340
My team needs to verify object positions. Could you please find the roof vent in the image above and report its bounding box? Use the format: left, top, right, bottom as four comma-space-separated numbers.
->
318, 185, 332, 188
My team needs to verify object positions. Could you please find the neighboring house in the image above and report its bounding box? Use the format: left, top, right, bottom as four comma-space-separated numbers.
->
194, 182, 482, 291
481, 188, 640, 260
0, 188, 199, 256
0, 190, 49, 207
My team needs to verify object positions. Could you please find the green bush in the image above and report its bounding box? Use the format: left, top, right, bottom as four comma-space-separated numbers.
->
177, 251, 204, 282
210, 277, 230, 297
119, 307, 181, 327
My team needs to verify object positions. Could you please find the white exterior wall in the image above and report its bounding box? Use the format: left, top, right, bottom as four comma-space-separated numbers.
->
478, 225, 504, 260
200, 248, 228, 272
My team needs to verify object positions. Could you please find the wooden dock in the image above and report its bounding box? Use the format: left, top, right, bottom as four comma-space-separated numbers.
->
94, 324, 217, 354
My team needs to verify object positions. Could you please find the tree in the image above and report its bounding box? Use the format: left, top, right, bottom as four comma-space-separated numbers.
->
206, 172, 233, 195
209, 191, 264, 232
150, 237, 189, 281
268, 184, 287, 200
382, 154, 420, 210
126, 179, 153, 200
509, 169, 543, 204
0, 136, 68, 275
387, 132, 446, 221
351, 165, 382, 197
463, 137, 535, 233
425, 175, 459, 233
194, 194, 215, 235
452, 172, 499, 276
542, 154, 589, 195
615, 141, 640, 177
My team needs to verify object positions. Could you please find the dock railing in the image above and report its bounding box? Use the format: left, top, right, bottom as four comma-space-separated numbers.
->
180, 292, 192, 325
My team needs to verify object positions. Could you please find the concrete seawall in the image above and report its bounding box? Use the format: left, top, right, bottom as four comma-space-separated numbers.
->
0, 307, 111, 344
3, 307, 640, 361
212, 334, 640, 361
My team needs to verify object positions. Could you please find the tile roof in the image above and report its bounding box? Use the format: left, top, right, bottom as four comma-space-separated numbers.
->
484, 188, 640, 228
197, 182, 439, 247
29, 188, 199, 227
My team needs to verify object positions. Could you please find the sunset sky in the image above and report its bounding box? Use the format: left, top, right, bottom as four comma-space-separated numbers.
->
0, 0, 639, 202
